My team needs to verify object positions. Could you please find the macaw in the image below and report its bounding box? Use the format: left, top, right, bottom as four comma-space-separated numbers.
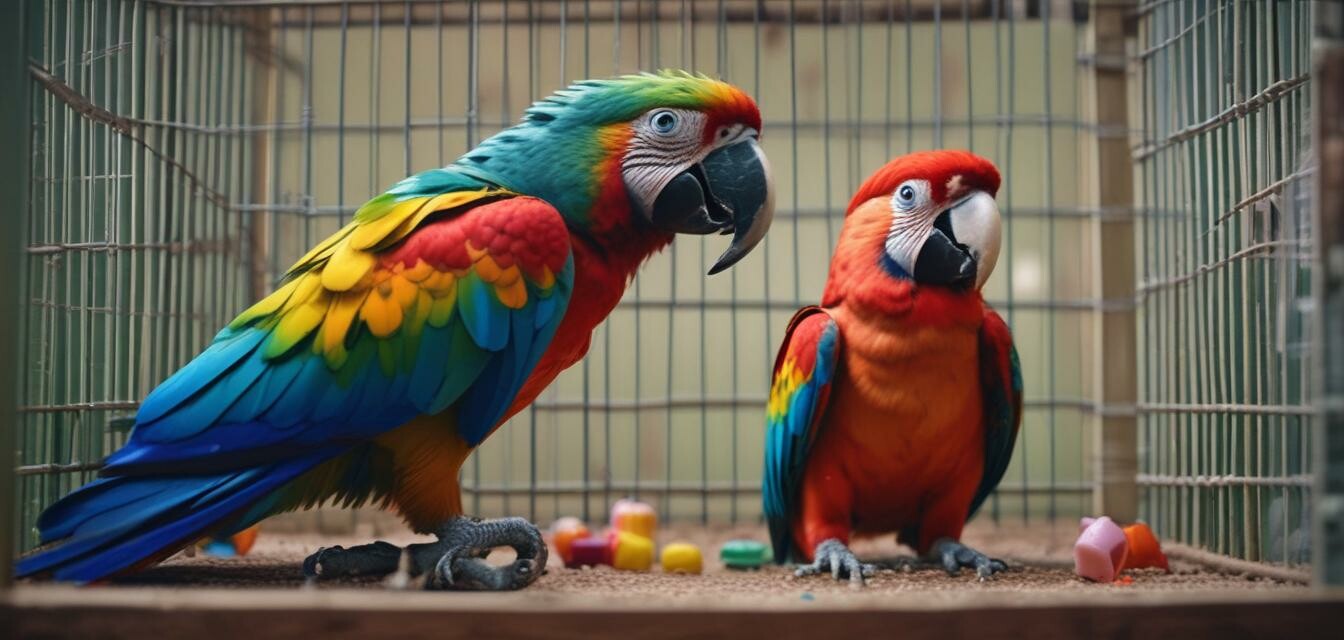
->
19, 71, 774, 590
762, 150, 1020, 585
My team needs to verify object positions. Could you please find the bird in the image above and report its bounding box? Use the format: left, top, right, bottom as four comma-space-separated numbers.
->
19, 71, 775, 589
762, 150, 1020, 586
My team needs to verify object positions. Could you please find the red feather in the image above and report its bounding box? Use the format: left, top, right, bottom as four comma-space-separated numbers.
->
380, 197, 570, 281
845, 149, 1000, 215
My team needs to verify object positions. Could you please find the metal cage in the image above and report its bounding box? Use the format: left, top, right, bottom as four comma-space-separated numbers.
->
1133, 0, 1316, 570
6, 0, 1332, 582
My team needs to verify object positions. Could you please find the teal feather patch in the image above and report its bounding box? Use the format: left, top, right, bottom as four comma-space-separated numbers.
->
457, 272, 510, 352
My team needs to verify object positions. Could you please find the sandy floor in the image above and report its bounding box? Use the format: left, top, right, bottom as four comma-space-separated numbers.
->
87, 519, 1304, 602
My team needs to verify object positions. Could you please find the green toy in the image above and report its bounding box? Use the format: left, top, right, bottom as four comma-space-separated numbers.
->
720, 539, 773, 570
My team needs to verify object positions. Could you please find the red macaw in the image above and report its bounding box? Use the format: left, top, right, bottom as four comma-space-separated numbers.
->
763, 150, 1021, 585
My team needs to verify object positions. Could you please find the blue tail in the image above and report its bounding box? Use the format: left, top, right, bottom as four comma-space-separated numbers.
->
16, 451, 332, 583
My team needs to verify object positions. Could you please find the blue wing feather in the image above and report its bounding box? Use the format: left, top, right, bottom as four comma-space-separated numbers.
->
457, 258, 573, 446
139, 345, 269, 442
407, 322, 456, 411
219, 350, 308, 425
136, 329, 266, 424
21, 450, 335, 582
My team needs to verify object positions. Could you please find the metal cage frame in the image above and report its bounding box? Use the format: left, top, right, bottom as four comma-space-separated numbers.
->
4, 0, 1339, 586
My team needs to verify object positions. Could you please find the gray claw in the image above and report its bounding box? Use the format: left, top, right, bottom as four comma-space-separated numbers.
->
794, 539, 876, 588
300, 517, 548, 591
425, 516, 548, 591
931, 538, 1008, 580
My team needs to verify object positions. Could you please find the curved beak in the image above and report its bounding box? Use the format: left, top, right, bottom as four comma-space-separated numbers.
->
911, 190, 1001, 291
645, 137, 775, 275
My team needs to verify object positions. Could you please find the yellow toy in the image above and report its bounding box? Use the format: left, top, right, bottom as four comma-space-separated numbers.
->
609, 530, 655, 571
610, 499, 657, 539
660, 542, 703, 574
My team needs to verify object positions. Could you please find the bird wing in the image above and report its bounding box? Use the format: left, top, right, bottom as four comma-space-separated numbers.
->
106, 169, 574, 473
966, 305, 1022, 520
762, 306, 842, 564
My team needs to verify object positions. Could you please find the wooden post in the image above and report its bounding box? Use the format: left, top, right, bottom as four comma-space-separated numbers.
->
1089, 0, 1139, 523
1314, 0, 1344, 589
0, 0, 33, 588
246, 8, 274, 302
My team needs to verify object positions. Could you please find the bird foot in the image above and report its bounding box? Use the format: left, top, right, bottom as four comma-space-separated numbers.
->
930, 538, 1008, 580
794, 539, 876, 588
302, 516, 548, 591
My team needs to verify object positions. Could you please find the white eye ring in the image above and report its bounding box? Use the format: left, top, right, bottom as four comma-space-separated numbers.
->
650, 110, 679, 135
893, 182, 918, 210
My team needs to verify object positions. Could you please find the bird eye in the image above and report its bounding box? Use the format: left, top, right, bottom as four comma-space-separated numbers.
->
650, 110, 679, 134
894, 183, 918, 209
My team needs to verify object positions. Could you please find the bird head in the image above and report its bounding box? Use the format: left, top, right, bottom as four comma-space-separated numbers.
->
842, 150, 1002, 292
453, 70, 774, 275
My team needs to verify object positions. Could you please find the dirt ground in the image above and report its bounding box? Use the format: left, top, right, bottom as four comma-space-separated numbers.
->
90, 519, 1304, 602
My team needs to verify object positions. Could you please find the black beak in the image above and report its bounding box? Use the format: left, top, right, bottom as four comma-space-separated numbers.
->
912, 209, 977, 290
645, 138, 775, 275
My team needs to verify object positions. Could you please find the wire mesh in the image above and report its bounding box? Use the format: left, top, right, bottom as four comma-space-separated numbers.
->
16, 0, 1104, 551
17, 0, 257, 550
1133, 0, 1316, 568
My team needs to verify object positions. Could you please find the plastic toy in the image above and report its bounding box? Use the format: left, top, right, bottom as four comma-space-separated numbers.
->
1119, 522, 1170, 572
568, 536, 612, 568
549, 517, 591, 565
660, 542, 704, 574
1075, 516, 1129, 582
609, 530, 655, 571
610, 499, 657, 539
720, 539, 772, 570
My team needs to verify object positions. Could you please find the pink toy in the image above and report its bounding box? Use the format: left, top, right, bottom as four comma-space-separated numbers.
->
1075, 516, 1129, 582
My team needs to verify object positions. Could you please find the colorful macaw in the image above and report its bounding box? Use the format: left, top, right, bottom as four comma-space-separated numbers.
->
762, 150, 1020, 585
19, 71, 774, 589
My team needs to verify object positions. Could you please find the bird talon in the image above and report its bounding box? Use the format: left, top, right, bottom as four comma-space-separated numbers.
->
932, 538, 1007, 580
431, 553, 458, 589
302, 545, 344, 577
422, 517, 548, 591
796, 539, 872, 587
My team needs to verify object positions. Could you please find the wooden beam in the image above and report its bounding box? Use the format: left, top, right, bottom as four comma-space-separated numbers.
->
1314, 0, 1344, 589
4, 588, 1343, 640
246, 8, 274, 302
1089, 0, 1138, 522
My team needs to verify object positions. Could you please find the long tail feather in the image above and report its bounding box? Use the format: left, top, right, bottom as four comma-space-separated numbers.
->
16, 449, 334, 583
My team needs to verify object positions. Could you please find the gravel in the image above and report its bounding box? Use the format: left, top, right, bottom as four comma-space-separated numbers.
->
83, 519, 1305, 601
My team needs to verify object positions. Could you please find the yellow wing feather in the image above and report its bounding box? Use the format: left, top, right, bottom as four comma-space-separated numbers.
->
226, 186, 560, 371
